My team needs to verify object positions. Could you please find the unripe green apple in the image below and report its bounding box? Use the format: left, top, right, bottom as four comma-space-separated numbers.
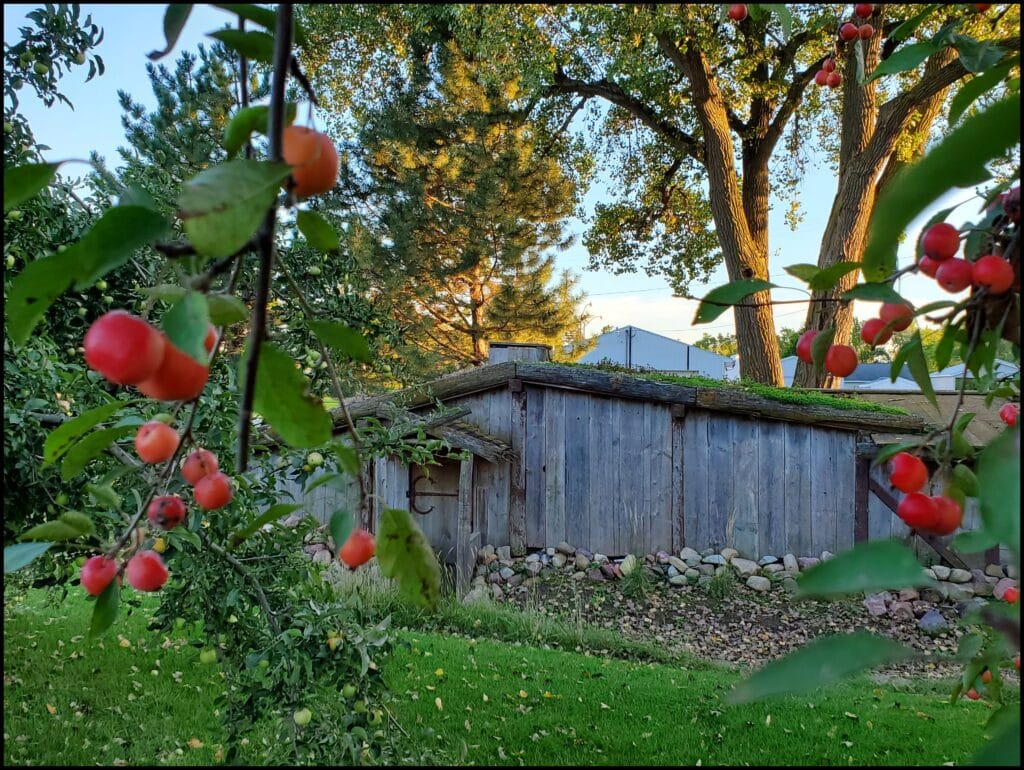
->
8, 210, 23, 221
228, 614, 239, 623
102, 295, 114, 304
3, 123, 13, 135
341, 683, 357, 699
57, 244, 67, 252
12, 78, 24, 90
95, 279, 108, 291
19, 50, 34, 63
174, 617, 186, 629
7, 255, 17, 267
75, 51, 86, 65
218, 633, 228, 645
56, 492, 69, 505
77, 307, 88, 317
67, 347, 77, 356
368, 709, 383, 726
307, 265, 322, 276
33, 62, 49, 75
353, 700, 367, 714
306, 451, 324, 467
258, 659, 269, 669
293, 707, 312, 726
302, 463, 313, 472
199, 648, 217, 664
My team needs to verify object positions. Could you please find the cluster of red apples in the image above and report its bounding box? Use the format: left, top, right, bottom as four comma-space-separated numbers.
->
888, 452, 964, 535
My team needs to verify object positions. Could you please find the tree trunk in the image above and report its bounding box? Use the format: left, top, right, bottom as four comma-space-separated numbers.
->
683, 45, 783, 386
469, 280, 487, 364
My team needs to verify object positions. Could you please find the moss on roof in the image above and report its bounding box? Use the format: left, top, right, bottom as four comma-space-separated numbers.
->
557, 361, 910, 416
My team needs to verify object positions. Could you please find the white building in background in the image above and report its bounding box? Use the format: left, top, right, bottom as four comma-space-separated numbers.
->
780, 356, 916, 390
929, 359, 1020, 391
578, 325, 739, 380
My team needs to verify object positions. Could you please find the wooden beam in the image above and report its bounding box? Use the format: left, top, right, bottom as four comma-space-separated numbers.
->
508, 386, 528, 556
671, 411, 686, 552
373, 404, 471, 435
455, 455, 475, 600
374, 405, 512, 464
516, 362, 698, 408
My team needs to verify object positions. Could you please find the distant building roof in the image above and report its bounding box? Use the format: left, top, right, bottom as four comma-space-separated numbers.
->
932, 359, 1020, 378
843, 362, 911, 385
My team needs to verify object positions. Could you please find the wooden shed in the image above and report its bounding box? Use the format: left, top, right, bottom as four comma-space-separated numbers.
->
318, 343, 999, 583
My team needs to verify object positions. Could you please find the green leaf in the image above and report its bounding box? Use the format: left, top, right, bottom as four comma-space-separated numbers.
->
949, 59, 1016, 124
903, 331, 939, 410
913, 300, 957, 316
19, 512, 95, 542
933, 323, 961, 371
206, 293, 249, 325
864, 40, 936, 84
148, 4, 192, 60
7, 249, 78, 345
43, 400, 127, 465
770, 4, 792, 42
862, 94, 1020, 281
727, 632, 918, 704
246, 342, 332, 448
952, 527, 999, 554
230, 503, 303, 546
163, 291, 210, 363
71, 205, 169, 289
692, 279, 775, 325
333, 445, 360, 476
809, 262, 861, 292
61, 426, 136, 481
951, 34, 1005, 74
89, 580, 120, 639
841, 282, 906, 304
972, 707, 1020, 766
810, 325, 835, 371
4, 542, 52, 573
304, 471, 349, 495
308, 321, 372, 363
955, 632, 984, 661
84, 482, 122, 510
783, 264, 819, 283
212, 4, 307, 46
297, 210, 341, 252
224, 105, 269, 157
889, 4, 938, 42
329, 509, 353, 554
119, 184, 159, 210
952, 464, 980, 497
179, 160, 292, 258
377, 507, 442, 610
976, 427, 1020, 558
208, 29, 275, 64
4, 162, 61, 212
796, 540, 935, 598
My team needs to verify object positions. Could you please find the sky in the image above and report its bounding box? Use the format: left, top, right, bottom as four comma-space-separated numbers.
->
4, 4, 977, 346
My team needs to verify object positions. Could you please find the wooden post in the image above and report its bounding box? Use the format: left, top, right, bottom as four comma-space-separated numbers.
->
509, 380, 527, 556
854, 456, 870, 543
456, 455, 475, 600
670, 406, 686, 552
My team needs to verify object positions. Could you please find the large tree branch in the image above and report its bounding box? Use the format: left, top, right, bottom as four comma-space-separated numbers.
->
548, 65, 703, 164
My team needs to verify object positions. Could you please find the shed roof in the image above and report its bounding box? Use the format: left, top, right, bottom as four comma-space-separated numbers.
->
336, 360, 927, 435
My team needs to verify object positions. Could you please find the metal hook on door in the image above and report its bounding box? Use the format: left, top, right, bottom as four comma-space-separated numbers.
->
406, 474, 458, 515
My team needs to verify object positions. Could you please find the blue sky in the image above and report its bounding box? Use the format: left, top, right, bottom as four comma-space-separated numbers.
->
5, 4, 971, 345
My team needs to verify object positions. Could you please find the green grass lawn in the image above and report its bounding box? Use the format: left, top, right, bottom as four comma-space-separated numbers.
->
4, 587, 1013, 766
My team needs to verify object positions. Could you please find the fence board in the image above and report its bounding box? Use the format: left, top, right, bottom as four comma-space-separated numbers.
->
649, 403, 673, 551
707, 414, 734, 552
544, 388, 567, 548
784, 423, 812, 557
732, 416, 759, 558
564, 392, 591, 552
588, 395, 616, 554
683, 410, 710, 550
671, 410, 685, 551
810, 427, 838, 554
524, 386, 546, 548
834, 431, 856, 552
756, 420, 787, 556
619, 399, 646, 554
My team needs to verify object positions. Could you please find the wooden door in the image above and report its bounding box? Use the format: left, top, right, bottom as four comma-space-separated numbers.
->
408, 459, 461, 563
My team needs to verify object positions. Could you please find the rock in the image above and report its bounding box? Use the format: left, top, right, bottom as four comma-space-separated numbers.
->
957, 597, 989, 618
644, 554, 656, 564
524, 577, 539, 589
574, 554, 591, 571
679, 547, 702, 567
669, 574, 688, 586
668, 556, 689, 574
911, 600, 932, 618
471, 575, 486, 589
525, 552, 540, 563
697, 564, 715, 576
586, 567, 606, 582
601, 563, 621, 580
746, 575, 771, 592
312, 549, 332, 565
552, 553, 567, 569
498, 559, 514, 569
971, 580, 993, 597
479, 544, 496, 561
783, 554, 799, 573
918, 609, 949, 636
655, 550, 670, 565
797, 557, 819, 570
720, 548, 739, 562
948, 568, 972, 584
781, 577, 799, 595
863, 592, 891, 617
571, 570, 586, 581
731, 558, 759, 578
507, 573, 524, 588
761, 563, 785, 574
697, 576, 713, 589
303, 544, 326, 556
889, 601, 915, 621
620, 554, 639, 576
922, 567, 937, 580
920, 588, 944, 603
946, 583, 974, 602
932, 565, 951, 581
985, 563, 1005, 578
758, 555, 779, 566
820, 550, 835, 561
499, 567, 515, 580
898, 587, 920, 602
282, 512, 304, 528
474, 565, 487, 578
667, 565, 680, 579
994, 578, 1017, 600
496, 546, 512, 562
556, 541, 575, 556
933, 582, 951, 599
1007, 564, 1018, 580
490, 584, 504, 601
526, 561, 544, 577
700, 548, 715, 558
703, 554, 726, 566
545, 547, 556, 557
463, 587, 487, 605
715, 565, 728, 576
593, 553, 609, 565
577, 548, 594, 561
779, 570, 799, 580
487, 571, 503, 585
684, 568, 700, 580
